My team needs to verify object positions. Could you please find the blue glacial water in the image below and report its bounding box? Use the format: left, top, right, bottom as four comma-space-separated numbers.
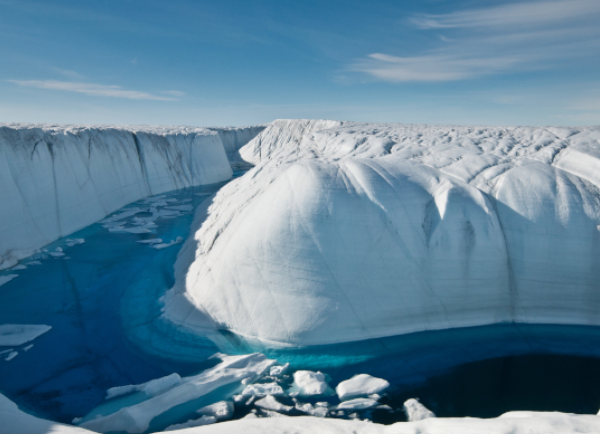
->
2, 172, 600, 427
0, 181, 229, 423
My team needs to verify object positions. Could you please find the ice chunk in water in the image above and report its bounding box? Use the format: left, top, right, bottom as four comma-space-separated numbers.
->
0, 324, 51, 346
336, 374, 390, 401
65, 238, 85, 247
5, 351, 18, 362
79, 353, 275, 433
291, 371, 329, 396
152, 237, 184, 250
337, 398, 378, 411
0, 275, 18, 287
136, 238, 163, 244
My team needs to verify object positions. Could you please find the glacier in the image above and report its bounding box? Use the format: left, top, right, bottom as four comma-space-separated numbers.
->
2, 119, 600, 433
164, 119, 600, 346
0, 123, 263, 270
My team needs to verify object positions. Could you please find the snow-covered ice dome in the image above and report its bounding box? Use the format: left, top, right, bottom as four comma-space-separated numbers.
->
164, 119, 600, 346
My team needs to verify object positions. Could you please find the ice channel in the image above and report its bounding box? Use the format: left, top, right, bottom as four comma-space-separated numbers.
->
2, 172, 600, 432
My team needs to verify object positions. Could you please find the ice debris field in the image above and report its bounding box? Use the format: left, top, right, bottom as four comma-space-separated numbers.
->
2, 120, 600, 433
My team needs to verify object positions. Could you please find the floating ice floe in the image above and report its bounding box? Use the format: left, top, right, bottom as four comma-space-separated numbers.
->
0, 324, 52, 346
4, 351, 18, 361
337, 398, 379, 411
10, 265, 26, 270
65, 238, 85, 247
152, 237, 184, 250
403, 398, 436, 422
255, 396, 292, 413
290, 371, 329, 396
105, 373, 181, 400
79, 353, 275, 433
136, 238, 163, 244
336, 374, 390, 401
0, 275, 18, 287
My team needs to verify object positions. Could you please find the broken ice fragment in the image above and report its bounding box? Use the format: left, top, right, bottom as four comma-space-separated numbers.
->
254, 396, 292, 413
291, 370, 329, 396
336, 374, 390, 401
403, 398, 435, 422
242, 382, 284, 397
0, 324, 51, 346
197, 401, 234, 421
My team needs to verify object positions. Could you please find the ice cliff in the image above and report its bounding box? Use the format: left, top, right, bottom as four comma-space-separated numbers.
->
164, 119, 600, 346
0, 123, 262, 269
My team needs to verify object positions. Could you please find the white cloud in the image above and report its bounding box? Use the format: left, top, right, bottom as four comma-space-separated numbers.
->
410, 0, 600, 29
356, 0, 600, 83
8, 80, 177, 101
358, 53, 519, 82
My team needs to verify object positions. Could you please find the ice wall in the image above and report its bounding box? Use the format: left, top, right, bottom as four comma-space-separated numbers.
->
0, 123, 258, 269
213, 126, 266, 162
164, 120, 600, 346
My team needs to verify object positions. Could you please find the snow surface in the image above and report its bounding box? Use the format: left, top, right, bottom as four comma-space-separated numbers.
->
0, 392, 92, 434
336, 374, 390, 401
0, 324, 51, 346
164, 416, 216, 431
0, 123, 261, 269
164, 119, 600, 346
158, 412, 600, 434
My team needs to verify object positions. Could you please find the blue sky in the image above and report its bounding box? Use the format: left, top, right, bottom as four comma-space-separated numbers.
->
1, 0, 599, 127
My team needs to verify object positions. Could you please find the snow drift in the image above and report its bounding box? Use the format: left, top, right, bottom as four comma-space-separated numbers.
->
164, 119, 600, 346
0, 123, 262, 269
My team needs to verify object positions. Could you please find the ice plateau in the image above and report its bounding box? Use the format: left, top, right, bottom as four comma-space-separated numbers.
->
164, 119, 600, 346
0, 123, 263, 269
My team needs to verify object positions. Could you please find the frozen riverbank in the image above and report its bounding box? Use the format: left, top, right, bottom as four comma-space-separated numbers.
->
0, 123, 263, 270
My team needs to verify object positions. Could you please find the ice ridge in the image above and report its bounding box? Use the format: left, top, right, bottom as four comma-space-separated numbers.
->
164, 119, 600, 346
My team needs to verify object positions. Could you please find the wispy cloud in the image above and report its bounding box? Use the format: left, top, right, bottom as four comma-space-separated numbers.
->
356, 0, 600, 83
8, 80, 177, 101
357, 53, 519, 82
410, 0, 600, 29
